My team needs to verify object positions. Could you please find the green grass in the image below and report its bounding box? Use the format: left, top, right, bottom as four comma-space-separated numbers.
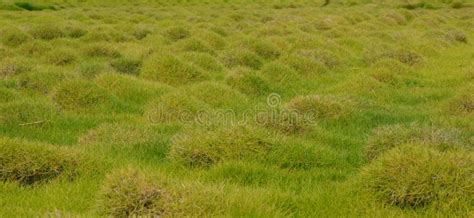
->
1, 0, 473, 216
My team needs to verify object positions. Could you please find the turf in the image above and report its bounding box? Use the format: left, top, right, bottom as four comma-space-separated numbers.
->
0, 0, 473, 216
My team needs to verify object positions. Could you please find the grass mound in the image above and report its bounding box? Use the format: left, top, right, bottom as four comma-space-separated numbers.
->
29, 23, 65, 40
244, 39, 281, 60
260, 62, 299, 85
84, 43, 121, 58
366, 123, 468, 161
1, 28, 31, 47
0, 87, 20, 102
78, 60, 106, 79
445, 29, 468, 44
369, 59, 412, 85
51, 79, 122, 113
79, 123, 168, 159
280, 53, 327, 75
360, 145, 473, 209
45, 48, 77, 66
18, 68, 72, 94
185, 81, 248, 110
141, 54, 208, 85
175, 38, 214, 55
0, 100, 59, 125
0, 137, 79, 186
144, 90, 210, 124
256, 108, 313, 135
180, 52, 224, 75
163, 26, 191, 41
0, 58, 31, 78
169, 125, 276, 167
98, 167, 167, 217
94, 73, 171, 109
285, 95, 352, 120
220, 49, 263, 70
448, 86, 473, 115
110, 57, 142, 75
226, 68, 271, 96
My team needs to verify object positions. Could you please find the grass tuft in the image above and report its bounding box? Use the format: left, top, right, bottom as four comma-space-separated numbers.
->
141, 54, 208, 85
98, 167, 168, 217
366, 123, 468, 161
0, 137, 80, 186
360, 145, 473, 209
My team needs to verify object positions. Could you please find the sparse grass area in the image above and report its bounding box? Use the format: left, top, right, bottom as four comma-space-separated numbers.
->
1, 0, 473, 216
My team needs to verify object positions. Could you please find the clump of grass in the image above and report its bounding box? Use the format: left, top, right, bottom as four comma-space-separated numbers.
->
244, 39, 281, 60
65, 25, 88, 38
98, 167, 168, 217
0, 87, 20, 103
395, 49, 423, 66
51, 79, 122, 113
296, 49, 341, 69
448, 86, 473, 115
110, 57, 142, 75
144, 90, 210, 124
175, 38, 214, 55
369, 59, 412, 85
169, 125, 276, 167
19, 41, 51, 57
256, 108, 313, 135
1, 28, 31, 47
226, 68, 271, 96
163, 26, 190, 41
366, 123, 468, 161
79, 123, 168, 159
220, 49, 263, 70
84, 43, 121, 58
185, 81, 248, 110
95, 72, 171, 108
359, 145, 473, 209
280, 53, 327, 75
260, 62, 299, 88
285, 95, 352, 120
78, 60, 106, 79
0, 137, 79, 186
195, 31, 226, 50
0, 99, 59, 125
0, 58, 32, 78
29, 23, 65, 40
445, 29, 468, 44
45, 48, 77, 66
180, 52, 224, 75
141, 54, 208, 85
18, 68, 72, 94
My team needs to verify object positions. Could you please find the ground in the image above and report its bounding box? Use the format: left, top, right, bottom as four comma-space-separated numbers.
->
0, 0, 473, 217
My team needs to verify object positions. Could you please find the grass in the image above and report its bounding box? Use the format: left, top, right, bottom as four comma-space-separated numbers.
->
0, 0, 473, 216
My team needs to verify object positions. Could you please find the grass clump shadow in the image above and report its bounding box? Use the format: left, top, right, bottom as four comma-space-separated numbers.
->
0, 137, 80, 186
14, 2, 56, 11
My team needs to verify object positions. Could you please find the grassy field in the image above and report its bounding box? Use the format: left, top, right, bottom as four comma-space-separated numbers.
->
0, 0, 473, 217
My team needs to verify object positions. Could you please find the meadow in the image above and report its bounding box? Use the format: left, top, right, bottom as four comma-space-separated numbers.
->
0, 0, 473, 216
